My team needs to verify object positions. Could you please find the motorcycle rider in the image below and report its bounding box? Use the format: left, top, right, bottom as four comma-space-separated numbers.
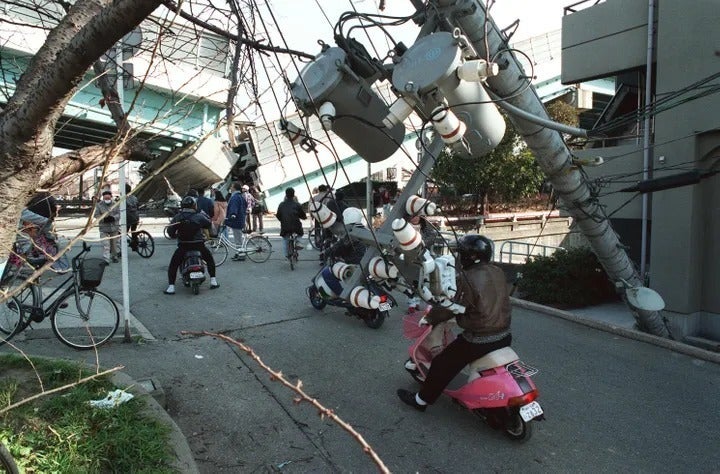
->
164, 196, 219, 295
397, 234, 512, 411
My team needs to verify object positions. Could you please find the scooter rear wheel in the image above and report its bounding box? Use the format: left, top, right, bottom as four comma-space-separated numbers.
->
503, 409, 533, 442
192, 283, 200, 295
363, 309, 387, 329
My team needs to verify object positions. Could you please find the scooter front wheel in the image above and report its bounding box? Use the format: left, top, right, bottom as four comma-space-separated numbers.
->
308, 286, 327, 310
363, 309, 387, 329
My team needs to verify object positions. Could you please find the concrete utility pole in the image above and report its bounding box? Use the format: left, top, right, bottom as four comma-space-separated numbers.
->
435, 0, 667, 336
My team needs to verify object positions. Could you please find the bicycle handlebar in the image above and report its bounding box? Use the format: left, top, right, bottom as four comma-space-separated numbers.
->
72, 242, 92, 270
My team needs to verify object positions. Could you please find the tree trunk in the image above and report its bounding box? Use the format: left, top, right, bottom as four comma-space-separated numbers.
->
0, 0, 162, 263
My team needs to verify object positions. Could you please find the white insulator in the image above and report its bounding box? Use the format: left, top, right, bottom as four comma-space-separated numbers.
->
456, 59, 499, 82
431, 106, 466, 145
368, 256, 398, 280
331, 262, 353, 280
383, 97, 415, 129
434, 255, 457, 298
392, 218, 422, 252
319, 101, 335, 131
309, 201, 337, 229
349, 286, 380, 309
419, 285, 433, 302
421, 250, 436, 274
406, 195, 437, 216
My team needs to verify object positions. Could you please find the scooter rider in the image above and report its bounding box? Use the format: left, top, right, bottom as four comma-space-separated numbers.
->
164, 196, 219, 295
397, 234, 512, 411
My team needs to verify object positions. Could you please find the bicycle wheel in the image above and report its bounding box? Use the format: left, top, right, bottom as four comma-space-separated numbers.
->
163, 225, 173, 240
0, 273, 39, 344
289, 245, 296, 271
135, 230, 154, 258
0, 295, 24, 346
51, 289, 119, 350
246, 236, 272, 263
206, 238, 229, 266
0, 442, 19, 474
309, 227, 321, 250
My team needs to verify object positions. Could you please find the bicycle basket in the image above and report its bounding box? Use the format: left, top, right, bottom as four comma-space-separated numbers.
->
79, 258, 107, 289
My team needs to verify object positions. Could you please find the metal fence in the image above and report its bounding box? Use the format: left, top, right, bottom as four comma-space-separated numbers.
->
498, 240, 564, 265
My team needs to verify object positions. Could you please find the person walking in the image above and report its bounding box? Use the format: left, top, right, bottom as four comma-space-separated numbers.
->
211, 189, 227, 237
125, 184, 140, 251
276, 187, 307, 260
225, 181, 248, 261
241, 184, 255, 233
94, 189, 121, 263
250, 186, 265, 233
196, 186, 215, 219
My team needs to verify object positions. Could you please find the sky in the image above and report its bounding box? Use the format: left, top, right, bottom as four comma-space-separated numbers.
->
268, 0, 571, 56
243, 0, 573, 121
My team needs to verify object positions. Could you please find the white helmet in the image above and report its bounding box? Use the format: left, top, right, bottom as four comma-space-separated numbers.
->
342, 207, 364, 226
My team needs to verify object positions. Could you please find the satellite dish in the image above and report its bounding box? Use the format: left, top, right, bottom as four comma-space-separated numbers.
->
625, 287, 665, 312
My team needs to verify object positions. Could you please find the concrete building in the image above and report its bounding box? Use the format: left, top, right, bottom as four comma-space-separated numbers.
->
563, 0, 720, 340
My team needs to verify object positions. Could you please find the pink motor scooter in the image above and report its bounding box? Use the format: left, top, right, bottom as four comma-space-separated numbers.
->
402, 308, 544, 441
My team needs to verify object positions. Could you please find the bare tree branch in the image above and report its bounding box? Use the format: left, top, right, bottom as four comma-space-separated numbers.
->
182, 330, 391, 474
161, 0, 314, 60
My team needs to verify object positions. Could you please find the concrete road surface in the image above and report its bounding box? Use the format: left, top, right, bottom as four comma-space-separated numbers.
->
2, 218, 719, 473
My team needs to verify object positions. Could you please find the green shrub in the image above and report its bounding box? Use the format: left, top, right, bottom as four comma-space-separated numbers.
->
517, 246, 620, 308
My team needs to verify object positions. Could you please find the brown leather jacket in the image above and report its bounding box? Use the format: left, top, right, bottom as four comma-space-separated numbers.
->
426, 263, 511, 337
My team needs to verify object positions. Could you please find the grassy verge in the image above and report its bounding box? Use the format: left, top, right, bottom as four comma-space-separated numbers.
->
0, 354, 174, 473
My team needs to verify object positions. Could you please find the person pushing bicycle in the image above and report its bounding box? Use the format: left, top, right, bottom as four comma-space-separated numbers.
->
164, 196, 219, 295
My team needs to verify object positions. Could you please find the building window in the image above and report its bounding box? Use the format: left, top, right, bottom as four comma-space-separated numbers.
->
386, 167, 396, 180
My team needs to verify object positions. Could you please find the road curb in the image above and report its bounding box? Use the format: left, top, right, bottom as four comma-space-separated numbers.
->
111, 371, 199, 473
512, 297, 720, 365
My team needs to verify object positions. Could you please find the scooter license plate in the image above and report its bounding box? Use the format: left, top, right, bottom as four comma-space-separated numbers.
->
519, 401, 543, 421
189, 272, 204, 279
378, 302, 392, 311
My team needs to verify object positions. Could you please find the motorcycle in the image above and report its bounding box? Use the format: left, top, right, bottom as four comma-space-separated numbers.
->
180, 250, 206, 295
403, 307, 544, 441
307, 263, 397, 329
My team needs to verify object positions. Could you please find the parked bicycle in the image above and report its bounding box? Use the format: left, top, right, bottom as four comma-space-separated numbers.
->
0, 242, 120, 350
128, 221, 154, 258
205, 225, 272, 266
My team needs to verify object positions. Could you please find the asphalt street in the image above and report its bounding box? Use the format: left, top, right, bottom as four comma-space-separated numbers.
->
2, 216, 720, 473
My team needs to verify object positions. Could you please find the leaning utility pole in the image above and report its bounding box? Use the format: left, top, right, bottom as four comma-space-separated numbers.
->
435, 0, 667, 336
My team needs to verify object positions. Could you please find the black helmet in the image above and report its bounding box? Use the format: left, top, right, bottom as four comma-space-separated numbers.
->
457, 234, 493, 268
181, 196, 197, 209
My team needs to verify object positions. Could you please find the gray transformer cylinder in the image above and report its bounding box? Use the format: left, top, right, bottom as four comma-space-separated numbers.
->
392, 31, 506, 157
291, 47, 406, 163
